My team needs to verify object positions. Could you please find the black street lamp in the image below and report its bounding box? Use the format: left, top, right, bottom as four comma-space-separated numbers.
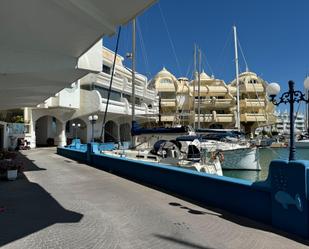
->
88, 115, 98, 143
267, 80, 309, 161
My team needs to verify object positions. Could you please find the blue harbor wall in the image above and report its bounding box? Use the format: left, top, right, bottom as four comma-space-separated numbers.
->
57, 144, 309, 238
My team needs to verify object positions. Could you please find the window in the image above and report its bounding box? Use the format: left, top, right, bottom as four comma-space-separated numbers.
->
94, 85, 121, 101
102, 65, 111, 74
160, 78, 172, 84
159, 92, 175, 99
122, 93, 142, 105
80, 84, 91, 91
216, 110, 225, 114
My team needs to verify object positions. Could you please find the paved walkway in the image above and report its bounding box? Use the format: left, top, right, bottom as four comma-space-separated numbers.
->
0, 148, 308, 249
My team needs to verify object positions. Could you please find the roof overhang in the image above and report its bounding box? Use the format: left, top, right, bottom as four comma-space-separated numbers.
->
0, 0, 156, 109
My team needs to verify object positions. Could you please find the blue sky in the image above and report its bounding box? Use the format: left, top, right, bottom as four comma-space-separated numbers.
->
103, 0, 309, 110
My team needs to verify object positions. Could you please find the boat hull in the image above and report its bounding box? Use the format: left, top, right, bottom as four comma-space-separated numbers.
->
295, 140, 309, 148
221, 147, 261, 170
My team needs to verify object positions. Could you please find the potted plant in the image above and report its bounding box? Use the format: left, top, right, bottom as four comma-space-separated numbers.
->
0, 156, 23, 181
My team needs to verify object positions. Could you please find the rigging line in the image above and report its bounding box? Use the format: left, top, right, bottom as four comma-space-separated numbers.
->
237, 37, 249, 71
158, 2, 182, 76
215, 28, 232, 74
185, 57, 193, 78
201, 50, 215, 77
136, 19, 151, 78
100, 26, 122, 141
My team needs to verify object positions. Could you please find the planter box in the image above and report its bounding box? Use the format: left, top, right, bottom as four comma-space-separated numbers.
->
7, 169, 17, 180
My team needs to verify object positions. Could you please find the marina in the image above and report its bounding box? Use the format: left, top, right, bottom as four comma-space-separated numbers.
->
1, 0, 309, 248
224, 147, 309, 181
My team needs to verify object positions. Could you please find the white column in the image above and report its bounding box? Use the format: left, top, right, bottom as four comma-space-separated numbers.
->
29, 121, 36, 148
25, 109, 36, 148
55, 121, 66, 147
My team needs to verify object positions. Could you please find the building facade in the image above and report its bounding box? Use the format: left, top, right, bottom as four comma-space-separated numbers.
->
150, 68, 276, 134
24, 45, 158, 148
274, 110, 305, 135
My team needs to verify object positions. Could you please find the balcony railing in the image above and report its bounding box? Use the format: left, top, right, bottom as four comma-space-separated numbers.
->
197, 99, 233, 109
96, 72, 156, 101
240, 83, 264, 93
240, 99, 265, 108
195, 114, 213, 122
215, 114, 234, 123
240, 113, 267, 122
161, 115, 176, 122
161, 99, 176, 108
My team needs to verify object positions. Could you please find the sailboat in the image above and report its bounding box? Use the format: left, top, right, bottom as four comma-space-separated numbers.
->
98, 19, 223, 176
195, 26, 261, 171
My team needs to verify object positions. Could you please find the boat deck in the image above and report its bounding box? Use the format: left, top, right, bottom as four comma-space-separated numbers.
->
1, 148, 308, 249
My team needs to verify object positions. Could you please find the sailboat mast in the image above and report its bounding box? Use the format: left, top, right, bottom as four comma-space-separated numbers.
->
131, 18, 136, 147
198, 47, 201, 129
233, 26, 241, 132
305, 76, 309, 133
193, 44, 196, 129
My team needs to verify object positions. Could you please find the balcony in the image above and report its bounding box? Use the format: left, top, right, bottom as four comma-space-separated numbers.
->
240, 99, 265, 108
240, 113, 267, 122
161, 115, 175, 122
215, 114, 234, 123
197, 99, 233, 109
195, 114, 213, 122
191, 86, 228, 96
95, 73, 156, 101
160, 99, 176, 108
240, 83, 264, 93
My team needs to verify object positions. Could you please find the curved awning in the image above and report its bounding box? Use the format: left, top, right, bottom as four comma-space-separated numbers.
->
0, 0, 155, 109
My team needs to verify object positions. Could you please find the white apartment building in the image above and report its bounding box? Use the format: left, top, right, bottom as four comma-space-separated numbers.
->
24, 44, 158, 148
274, 110, 305, 134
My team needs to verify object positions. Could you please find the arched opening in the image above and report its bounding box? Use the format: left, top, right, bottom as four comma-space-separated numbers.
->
119, 123, 131, 142
104, 121, 118, 142
35, 115, 63, 147
65, 118, 87, 144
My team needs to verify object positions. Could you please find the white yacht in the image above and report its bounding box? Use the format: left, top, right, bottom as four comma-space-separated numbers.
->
179, 132, 261, 171
102, 126, 223, 176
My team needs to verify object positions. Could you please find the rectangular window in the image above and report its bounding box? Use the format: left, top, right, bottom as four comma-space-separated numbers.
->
102, 65, 111, 74
159, 92, 175, 99
80, 84, 91, 91
94, 85, 121, 102
122, 93, 142, 105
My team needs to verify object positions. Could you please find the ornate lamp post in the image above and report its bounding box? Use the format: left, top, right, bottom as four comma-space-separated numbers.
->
88, 115, 98, 143
266, 79, 309, 161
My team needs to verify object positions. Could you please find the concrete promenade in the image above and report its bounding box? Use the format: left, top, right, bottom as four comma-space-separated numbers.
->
0, 148, 308, 249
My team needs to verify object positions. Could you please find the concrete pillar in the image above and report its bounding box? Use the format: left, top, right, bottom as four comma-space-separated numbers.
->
25, 108, 36, 148
54, 121, 66, 147
29, 120, 36, 148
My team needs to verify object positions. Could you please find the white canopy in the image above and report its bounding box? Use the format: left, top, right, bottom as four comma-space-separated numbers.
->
0, 0, 155, 109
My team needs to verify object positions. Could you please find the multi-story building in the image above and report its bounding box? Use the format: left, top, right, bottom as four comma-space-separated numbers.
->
274, 110, 305, 134
229, 71, 276, 133
24, 45, 158, 148
150, 68, 276, 134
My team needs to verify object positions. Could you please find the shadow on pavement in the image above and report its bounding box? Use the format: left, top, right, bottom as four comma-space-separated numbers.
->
153, 234, 215, 249
0, 154, 83, 247
167, 199, 309, 246
98, 168, 309, 246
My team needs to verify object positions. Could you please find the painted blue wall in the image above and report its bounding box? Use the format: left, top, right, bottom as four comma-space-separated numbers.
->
57, 145, 309, 238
